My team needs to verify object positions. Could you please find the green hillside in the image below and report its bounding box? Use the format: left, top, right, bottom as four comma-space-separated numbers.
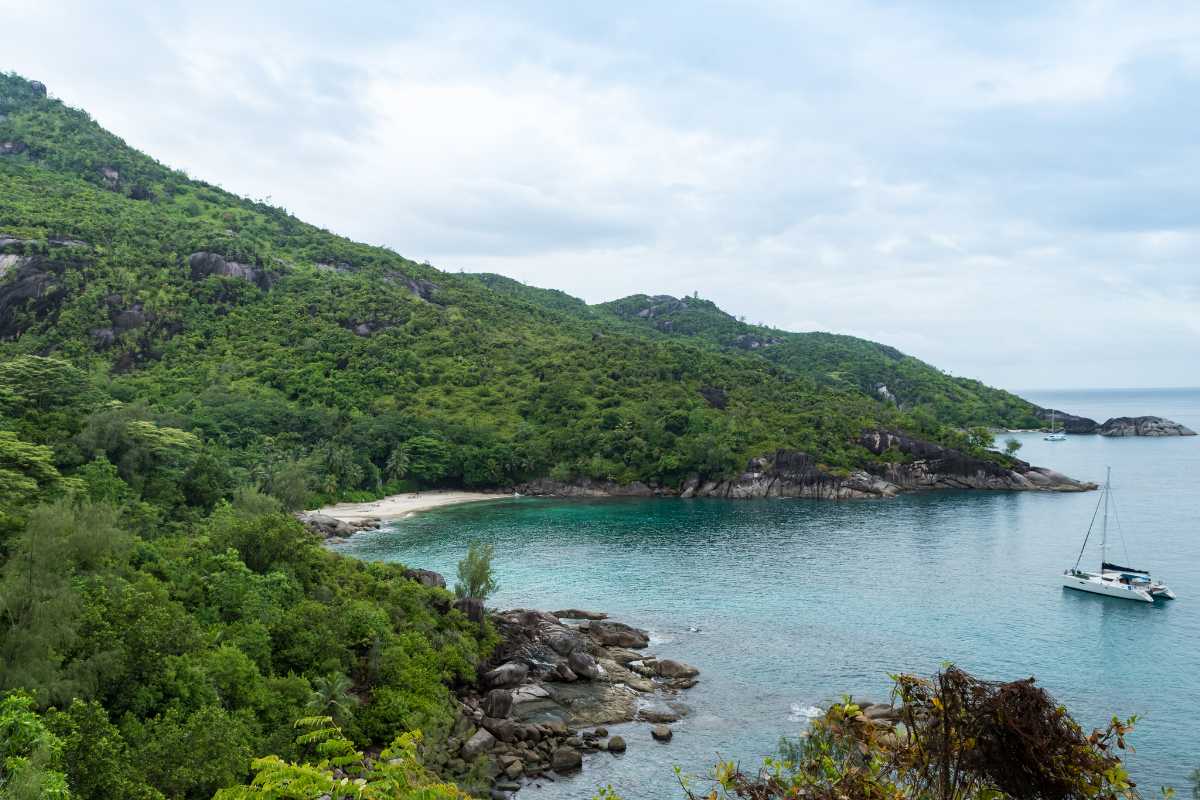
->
0, 72, 1136, 800
0, 73, 1045, 513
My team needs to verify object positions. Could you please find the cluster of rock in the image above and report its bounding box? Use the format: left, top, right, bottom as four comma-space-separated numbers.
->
1034, 408, 1195, 437
296, 511, 381, 541
1097, 416, 1195, 437
518, 429, 1096, 501
188, 251, 279, 291
449, 608, 699, 796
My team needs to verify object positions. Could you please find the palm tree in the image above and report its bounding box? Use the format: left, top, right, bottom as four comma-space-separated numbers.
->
385, 444, 411, 483
305, 673, 357, 727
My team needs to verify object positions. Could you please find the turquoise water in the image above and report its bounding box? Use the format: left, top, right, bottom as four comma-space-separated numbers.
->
333, 388, 1200, 796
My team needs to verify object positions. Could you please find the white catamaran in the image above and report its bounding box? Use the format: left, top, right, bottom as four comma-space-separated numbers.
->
1044, 411, 1067, 441
1061, 467, 1176, 603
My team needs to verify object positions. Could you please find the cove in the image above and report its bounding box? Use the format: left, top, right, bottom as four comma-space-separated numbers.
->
332, 426, 1200, 796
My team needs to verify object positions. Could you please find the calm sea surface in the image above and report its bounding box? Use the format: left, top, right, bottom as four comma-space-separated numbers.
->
333, 388, 1200, 796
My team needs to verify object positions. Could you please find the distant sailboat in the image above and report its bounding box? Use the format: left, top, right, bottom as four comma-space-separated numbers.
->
1044, 411, 1067, 441
1061, 467, 1175, 603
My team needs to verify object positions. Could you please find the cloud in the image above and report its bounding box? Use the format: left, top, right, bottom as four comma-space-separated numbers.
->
2, 0, 1198, 388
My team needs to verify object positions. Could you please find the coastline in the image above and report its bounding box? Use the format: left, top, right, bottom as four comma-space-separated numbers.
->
312, 490, 507, 522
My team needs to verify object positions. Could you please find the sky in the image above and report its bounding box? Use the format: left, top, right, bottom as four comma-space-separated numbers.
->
3, 1, 1199, 390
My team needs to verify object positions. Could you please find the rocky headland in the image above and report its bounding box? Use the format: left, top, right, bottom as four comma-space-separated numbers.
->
518, 429, 1096, 501
439, 607, 699, 797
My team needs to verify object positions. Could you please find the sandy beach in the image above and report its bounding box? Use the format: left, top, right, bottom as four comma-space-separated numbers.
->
311, 490, 506, 522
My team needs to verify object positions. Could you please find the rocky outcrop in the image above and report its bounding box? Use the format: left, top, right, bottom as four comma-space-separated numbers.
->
383, 271, 439, 301
1097, 416, 1196, 437
0, 255, 71, 339
449, 606, 698, 794
524, 430, 1094, 502
296, 512, 380, 539
1034, 408, 1099, 434
188, 251, 277, 290
0, 140, 27, 156
402, 568, 447, 589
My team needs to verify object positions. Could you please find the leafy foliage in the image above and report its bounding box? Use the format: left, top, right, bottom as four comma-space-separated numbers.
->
686, 667, 1140, 800
214, 717, 467, 800
454, 542, 497, 601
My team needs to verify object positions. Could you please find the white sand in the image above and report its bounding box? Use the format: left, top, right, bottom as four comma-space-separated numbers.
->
311, 490, 504, 522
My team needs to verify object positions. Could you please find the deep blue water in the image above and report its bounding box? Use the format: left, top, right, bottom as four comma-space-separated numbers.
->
333, 388, 1200, 796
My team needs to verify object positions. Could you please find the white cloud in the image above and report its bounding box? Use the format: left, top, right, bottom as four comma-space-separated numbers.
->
2, 0, 1198, 389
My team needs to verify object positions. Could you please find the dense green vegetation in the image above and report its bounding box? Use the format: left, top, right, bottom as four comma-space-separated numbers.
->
0, 72, 1142, 799
0, 72, 1046, 508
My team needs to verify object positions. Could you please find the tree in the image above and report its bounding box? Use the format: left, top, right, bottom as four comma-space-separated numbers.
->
0, 692, 71, 800
304, 674, 357, 728
697, 666, 1139, 800
214, 717, 466, 800
385, 444, 410, 483
965, 426, 995, 452
454, 543, 497, 602
1004, 437, 1022, 457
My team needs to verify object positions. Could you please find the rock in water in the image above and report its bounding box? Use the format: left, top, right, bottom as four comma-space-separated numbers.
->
654, 659, 700, 679
1097, 416, 1196, 437
550, 747, 582, 773
651, 724, 673, 742
552, 608, 608, 620
586, 620, 650, 648
607, 735, 626, 752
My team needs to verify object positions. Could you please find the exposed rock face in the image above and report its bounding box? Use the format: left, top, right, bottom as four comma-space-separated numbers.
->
583, 620, 650, 649
29, 80, 47, 97
454, 597, 486, 624
0, 255, 69, 339
552, 609, 608, 621
484, 662, 530, 689
0, 254, 27, 279
1035, 407, 1099, 434
0, 140, 27, 156
461, 728, 496, 759
402, 568, 447, 589
1098, 416, 1196, 437
383, 271, 439, 301
188, 251, 277, 290
732, 332, 781, 350
481, 689, 514, 719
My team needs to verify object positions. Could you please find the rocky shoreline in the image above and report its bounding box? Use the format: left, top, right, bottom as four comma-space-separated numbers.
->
298, 429, 1100, 543
442, 608, 700, 798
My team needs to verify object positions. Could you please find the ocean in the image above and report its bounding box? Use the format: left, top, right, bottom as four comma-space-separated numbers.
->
332, 387, 1200, 796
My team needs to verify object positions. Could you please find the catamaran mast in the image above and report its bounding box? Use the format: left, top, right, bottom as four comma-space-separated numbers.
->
1100, 466, 1110, 571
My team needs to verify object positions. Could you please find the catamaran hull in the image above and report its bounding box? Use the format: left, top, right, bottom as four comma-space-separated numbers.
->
1061, 574, 1153, 603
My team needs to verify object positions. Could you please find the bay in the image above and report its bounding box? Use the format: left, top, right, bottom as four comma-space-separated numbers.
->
332, 388, 1200, 796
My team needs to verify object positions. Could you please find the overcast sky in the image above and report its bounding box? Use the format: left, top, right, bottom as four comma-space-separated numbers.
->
4, 1, 1199, 390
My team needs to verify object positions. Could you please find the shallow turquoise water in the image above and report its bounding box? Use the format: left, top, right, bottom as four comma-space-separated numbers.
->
333, 389, 1200, 796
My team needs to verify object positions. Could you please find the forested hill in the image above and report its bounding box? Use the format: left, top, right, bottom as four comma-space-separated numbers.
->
1, 71, 1044, 513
